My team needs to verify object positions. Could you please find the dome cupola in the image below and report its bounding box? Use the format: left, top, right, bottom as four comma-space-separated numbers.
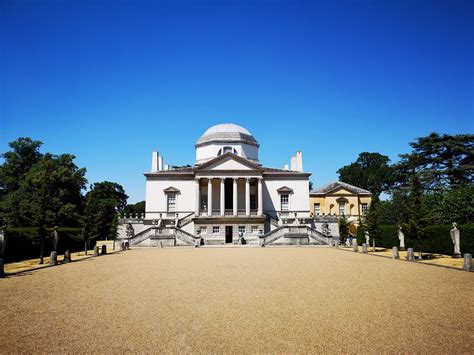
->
195, 123, 259, 165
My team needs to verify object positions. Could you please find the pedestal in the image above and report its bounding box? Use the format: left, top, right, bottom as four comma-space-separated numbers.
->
452, 253, 462, 259
50, 251, 58, 265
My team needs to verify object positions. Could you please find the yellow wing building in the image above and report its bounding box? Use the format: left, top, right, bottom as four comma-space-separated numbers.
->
309, 181, 372, 224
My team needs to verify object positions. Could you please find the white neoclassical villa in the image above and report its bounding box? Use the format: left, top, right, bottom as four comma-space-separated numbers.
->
118, 123, 337, 246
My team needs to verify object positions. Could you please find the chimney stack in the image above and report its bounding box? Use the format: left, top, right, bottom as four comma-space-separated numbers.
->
151, 151, 159, 172
296, 151, 303, 172
290, 156, 296, 171
158, 155, 163, 171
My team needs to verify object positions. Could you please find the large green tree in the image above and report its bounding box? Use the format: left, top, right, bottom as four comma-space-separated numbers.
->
396, 133, 474, 191
81, 182, 128, 246
337, 152, 395, 196
0, 137, 43, 194
1, 153, 87, 227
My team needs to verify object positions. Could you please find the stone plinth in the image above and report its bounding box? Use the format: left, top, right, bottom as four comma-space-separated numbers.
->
63, 250, 71, 263
94, 246, 99, 256
463, 254, 472, 272
407, 248, 415, 262
353, 242, 358, 252
49, 251, 58, 265
392, 246, 399, 259
361, 243, 367, 253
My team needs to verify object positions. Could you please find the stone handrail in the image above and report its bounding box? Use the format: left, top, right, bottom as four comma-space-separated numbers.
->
170, 227, 198, 245
179, 212, 195, 227
260, 225, 330, 246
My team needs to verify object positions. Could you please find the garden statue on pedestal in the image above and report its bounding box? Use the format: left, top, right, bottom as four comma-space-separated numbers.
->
0, 226, 6, 278
398, 224, 405, 251
450, 222, 461, 258
364, 231, 370, 246
174, 213, 180, 228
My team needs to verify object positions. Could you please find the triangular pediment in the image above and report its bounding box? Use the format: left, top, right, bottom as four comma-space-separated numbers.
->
196, 153, 261, 171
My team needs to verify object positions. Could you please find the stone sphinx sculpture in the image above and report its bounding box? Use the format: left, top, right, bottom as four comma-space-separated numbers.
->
450, 222, 461, 258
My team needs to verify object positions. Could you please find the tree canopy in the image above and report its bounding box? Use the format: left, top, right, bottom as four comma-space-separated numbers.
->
337, 152, 395, 196
396, 133, 474, 191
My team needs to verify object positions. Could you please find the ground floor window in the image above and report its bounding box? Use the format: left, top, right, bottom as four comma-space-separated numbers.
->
281, 194, 289, 211
199, 226, 207, 234
238, 226, 246, 235
251, 226, 258, 234
212, 226, 220, 234
314, 203, 320, 216
361, 203, 368, 215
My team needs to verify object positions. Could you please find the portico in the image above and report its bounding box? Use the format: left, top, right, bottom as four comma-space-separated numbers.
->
195, 177, 263, 217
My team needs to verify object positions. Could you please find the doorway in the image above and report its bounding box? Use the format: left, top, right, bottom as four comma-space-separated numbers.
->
225, 226, 233, 244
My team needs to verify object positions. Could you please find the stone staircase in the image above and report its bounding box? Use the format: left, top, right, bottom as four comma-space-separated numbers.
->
261, 225, 332, 246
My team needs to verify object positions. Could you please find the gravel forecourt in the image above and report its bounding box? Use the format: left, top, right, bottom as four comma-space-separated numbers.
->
1, 247, 473, 353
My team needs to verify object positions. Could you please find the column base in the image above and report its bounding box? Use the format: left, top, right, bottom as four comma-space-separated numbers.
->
452, 253, 462, 259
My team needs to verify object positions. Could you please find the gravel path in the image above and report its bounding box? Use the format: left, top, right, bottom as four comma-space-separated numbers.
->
1, 247, 473, 353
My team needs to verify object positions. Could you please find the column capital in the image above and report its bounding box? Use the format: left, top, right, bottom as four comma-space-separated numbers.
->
232, 177, 238, 182
220, 177, 226, 182
245, 177, 251, 182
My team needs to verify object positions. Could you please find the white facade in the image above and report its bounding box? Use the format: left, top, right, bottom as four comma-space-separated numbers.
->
124, 123, 317, 246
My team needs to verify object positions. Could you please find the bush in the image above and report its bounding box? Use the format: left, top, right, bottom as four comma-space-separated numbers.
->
4, 227, 84, 262
374, 224, 474, 255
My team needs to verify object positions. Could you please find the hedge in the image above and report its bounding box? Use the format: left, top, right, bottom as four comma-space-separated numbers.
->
3, 227, 86, 262
357, 224, 474, 256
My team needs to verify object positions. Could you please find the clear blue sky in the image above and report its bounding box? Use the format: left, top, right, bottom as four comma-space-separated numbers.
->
1, 0, 473, 203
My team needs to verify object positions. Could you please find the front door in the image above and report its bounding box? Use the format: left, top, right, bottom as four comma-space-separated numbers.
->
225, 226, 233, 244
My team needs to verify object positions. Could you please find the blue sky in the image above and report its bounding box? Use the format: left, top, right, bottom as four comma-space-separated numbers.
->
1, 0, 473, 203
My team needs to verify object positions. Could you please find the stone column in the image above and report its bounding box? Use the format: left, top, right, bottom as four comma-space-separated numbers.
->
207, 178, 213, 217
195, 178, 200, 216
233, 178, 238, 216
257, 178, 263, 216
220, 178, 225, 216
245, 178, 250, 216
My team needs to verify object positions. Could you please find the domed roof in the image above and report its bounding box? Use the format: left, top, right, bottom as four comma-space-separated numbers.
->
196, 123, 259, 147
203, 123, 252, 136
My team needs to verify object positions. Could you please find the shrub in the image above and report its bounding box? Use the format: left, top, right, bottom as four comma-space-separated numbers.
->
375, 224, 474, 255
4, 227, 83, 262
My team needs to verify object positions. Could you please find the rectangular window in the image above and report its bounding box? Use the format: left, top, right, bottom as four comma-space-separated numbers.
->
167, 194, 176, 212
238, 226, 246, 235
212, 226, 220, 234
281, 194, 289, 211
314, 203, 321, 216
199, 226, 207, 234
339, 203, 345, 216
250, 195, 256, 209
251, 226, 258, 234
361, 203, 368, 215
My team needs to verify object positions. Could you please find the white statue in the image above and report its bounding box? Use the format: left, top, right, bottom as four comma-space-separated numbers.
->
398, 224, 405, 251
450, 222, 461, 257
277, 212, 283, 226
364, 231, 370, 245
293, 213, 299, 225
174, 213, 179, 228
157, 213, 163, 227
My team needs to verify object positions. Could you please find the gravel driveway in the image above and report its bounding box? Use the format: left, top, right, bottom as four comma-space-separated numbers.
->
1, 247, 473, 353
